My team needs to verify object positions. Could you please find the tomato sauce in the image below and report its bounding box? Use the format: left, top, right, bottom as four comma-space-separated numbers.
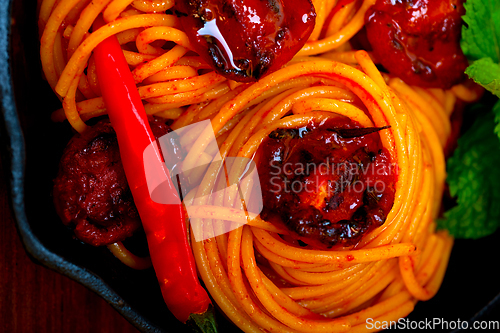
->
365, 0, 468, 88
175, 0, 316, 82
257, 116, 396, 249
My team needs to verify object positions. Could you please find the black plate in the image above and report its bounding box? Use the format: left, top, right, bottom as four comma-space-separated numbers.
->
2, 0, 177, 331
1, 0, 499, 331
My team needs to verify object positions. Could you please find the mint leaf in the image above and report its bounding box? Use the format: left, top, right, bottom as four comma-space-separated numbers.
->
461, 0, 500, 62
452, 1, 500, 239
465, 58, 500, 97
461, 0, 500, 97
494, 100, 500, 141
439, 106, 500, 238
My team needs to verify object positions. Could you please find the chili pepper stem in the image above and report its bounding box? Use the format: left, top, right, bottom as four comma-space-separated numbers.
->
187, 305, 218, 333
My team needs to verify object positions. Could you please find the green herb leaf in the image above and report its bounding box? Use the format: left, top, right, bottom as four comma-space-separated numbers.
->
464, 58, 500, 97
494, 99, 500, 141
461, 0, 500, 62
438, 104, 500, 238
461, 0, 500, 97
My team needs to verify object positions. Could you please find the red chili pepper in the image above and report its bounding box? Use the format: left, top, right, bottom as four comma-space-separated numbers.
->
92, 17, 216, 332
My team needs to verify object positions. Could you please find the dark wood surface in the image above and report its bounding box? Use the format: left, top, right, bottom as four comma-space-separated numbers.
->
0, 157, 140, 333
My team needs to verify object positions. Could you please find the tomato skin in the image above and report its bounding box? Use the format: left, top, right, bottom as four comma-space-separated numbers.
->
52, 118, 171, 247
176, 0, 316, 82
365, 0, 468, 88
257, 118, 396, 249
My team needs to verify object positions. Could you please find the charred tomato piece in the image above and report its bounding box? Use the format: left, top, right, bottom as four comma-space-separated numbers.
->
365, 0, 468, 88
257, 117, 396, 248
176, 0, 316, 82
53, 117, 182, 246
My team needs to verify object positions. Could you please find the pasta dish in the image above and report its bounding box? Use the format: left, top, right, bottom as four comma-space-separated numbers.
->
38, 0, 484, 331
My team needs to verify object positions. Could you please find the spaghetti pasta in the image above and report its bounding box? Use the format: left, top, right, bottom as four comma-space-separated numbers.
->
39, 0, 481, 331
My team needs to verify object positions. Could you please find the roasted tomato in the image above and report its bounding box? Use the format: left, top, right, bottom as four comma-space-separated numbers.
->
365, 0, 468, 88
175, 0, 316, 82
53, 117, 181, 246
257, 117, 396, 249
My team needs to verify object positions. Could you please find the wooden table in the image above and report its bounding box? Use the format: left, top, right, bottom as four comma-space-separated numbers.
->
0, 157, 139, 333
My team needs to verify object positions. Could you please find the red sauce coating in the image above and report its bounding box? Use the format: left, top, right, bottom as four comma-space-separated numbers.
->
257, 117, 396, 249
175, 0, 316, 82
365, 0, 468, 88
53, 117, 180, 246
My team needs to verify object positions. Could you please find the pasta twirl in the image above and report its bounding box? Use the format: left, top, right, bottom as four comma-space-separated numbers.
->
186, 53, 453, 332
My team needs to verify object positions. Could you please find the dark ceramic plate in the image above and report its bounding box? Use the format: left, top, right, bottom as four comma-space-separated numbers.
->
1, 0, 500, 331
